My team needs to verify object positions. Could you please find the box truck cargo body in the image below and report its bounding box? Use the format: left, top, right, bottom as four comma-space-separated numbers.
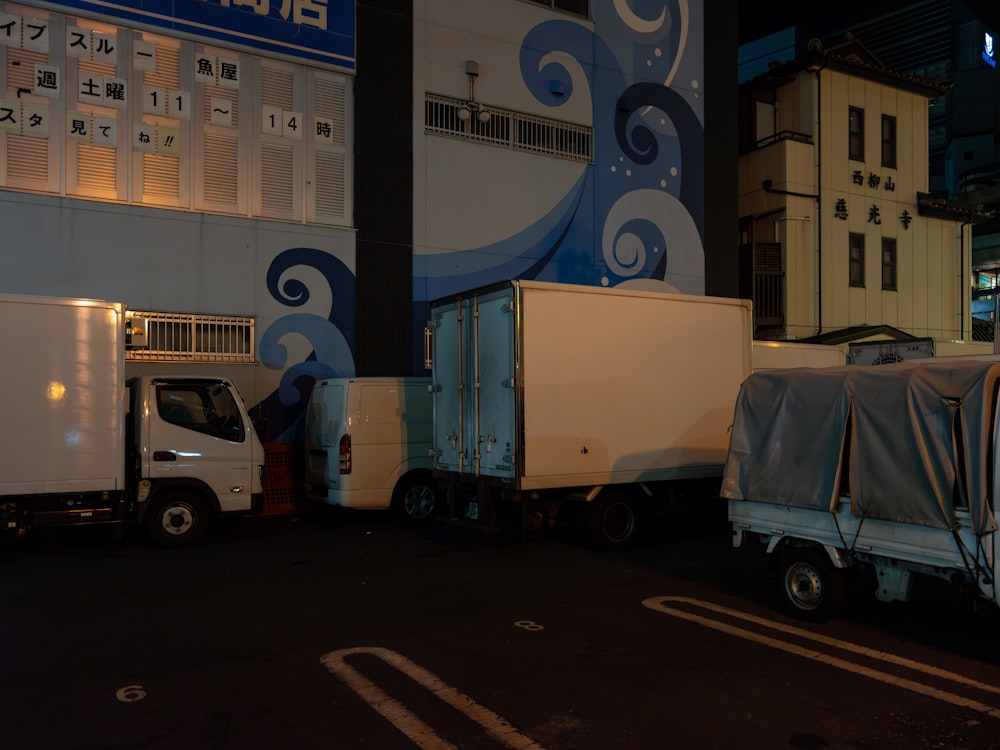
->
722, 360, 1000, 620
428, 280, 753, 547
0, 294, 264, 546
751, 341, 845, 371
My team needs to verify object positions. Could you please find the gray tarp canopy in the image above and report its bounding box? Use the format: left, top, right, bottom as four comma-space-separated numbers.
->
721, 359, 1000, 535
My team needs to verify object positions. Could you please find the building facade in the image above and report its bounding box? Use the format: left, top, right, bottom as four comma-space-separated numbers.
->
739, 38, 982, 349
738, 1, 1000, 339
0, 0, 736, 444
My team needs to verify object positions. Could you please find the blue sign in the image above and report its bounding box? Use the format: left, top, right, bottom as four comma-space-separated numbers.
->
38, 0, 355, 70
985, 32, 996, 69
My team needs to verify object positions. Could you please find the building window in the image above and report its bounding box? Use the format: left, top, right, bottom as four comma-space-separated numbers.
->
850, 233, 865, 287
524, 0, 589, 17
125, 310, 255, 363
881, 115, 896, 168
849, 107, 864, 162
882, 238, 897, 291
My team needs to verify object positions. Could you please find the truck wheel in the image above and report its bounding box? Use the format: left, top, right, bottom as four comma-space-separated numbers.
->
391, 474, 439, 523
145, 490, 208, 548
585, 490, 637, 550
778, 547, 845, 621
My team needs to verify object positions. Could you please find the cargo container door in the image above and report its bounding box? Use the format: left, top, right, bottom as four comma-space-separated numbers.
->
430, 299, 465, 474
472, 286, 518, 480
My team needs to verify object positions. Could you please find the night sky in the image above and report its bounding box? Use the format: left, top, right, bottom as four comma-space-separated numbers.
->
739, 0, 1000, 45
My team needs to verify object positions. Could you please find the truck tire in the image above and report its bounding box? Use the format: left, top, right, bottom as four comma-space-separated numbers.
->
391, 473, 439, 523
778, 547, 845, 621
145, 489, 208, 548
585, 490, 638, 550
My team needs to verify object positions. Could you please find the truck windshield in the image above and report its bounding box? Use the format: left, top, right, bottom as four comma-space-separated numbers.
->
156, 383, 245, 443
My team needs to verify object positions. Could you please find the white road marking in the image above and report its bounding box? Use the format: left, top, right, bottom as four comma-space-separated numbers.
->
643, 596, 1000, 719
321, 647, 547, 750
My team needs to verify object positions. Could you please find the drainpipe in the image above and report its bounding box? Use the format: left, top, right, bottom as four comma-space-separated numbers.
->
960, 219, 969, 342
805, 40, 828, 334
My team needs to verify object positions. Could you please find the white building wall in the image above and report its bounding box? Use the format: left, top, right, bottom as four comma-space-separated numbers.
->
413, 0, 590, 262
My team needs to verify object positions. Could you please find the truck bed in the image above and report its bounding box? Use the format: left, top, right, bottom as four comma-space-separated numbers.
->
730, 497, 988, 573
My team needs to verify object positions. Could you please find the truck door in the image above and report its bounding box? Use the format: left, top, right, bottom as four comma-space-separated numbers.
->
430, 298, 464, 474
147, 380, 257, 512
472, 286, 517, 480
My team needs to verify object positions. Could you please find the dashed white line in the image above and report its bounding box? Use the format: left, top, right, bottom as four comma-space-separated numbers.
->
643, 596, 1000, 720
321, 646, 547, 750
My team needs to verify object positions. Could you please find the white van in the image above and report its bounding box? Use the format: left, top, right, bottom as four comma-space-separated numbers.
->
303, 377, 439, 521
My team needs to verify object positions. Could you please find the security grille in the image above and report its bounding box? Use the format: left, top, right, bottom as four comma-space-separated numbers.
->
125, 311, 255, 363
425, 93, 593, 163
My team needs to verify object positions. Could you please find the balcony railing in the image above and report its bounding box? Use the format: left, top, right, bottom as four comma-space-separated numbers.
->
753, 270, 785, 328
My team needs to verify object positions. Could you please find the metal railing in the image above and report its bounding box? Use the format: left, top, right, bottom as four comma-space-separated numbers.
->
425, 93, 593, 163
753, 271, 785, 328
126, 311, 255, 363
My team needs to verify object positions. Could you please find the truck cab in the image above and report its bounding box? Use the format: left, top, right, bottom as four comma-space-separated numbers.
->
131, 376, 264, 546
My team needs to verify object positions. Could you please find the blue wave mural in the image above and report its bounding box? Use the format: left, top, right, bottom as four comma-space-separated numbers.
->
255, 2, 705, 441
251, 248, 357, 442
414, 0, 705, 301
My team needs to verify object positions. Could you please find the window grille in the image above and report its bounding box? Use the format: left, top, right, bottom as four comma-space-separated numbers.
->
125, 311, 255, 363
425, 93, 593, 163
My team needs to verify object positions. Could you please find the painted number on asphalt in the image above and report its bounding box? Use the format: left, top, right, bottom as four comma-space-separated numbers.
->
115, 685, 148, 703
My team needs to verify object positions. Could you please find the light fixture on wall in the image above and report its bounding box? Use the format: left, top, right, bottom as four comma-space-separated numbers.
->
458, 59, 491, 124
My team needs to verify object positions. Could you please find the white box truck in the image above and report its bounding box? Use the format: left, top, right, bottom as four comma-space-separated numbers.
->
0, 294, 265, 547
751, 340, 845, 371
428, 280, 753, 548
722, 359, 1000, 620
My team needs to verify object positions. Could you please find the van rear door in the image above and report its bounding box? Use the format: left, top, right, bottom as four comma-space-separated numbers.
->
304, 380, 346, 499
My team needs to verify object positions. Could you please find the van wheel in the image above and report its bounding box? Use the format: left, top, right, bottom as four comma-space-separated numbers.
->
585, 490, 638, 550
145, 490, 208, 548
392, 474, 439, 522
778, 547, 845, 621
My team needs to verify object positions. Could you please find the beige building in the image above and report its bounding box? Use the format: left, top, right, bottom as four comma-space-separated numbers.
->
738, 37, 990, 355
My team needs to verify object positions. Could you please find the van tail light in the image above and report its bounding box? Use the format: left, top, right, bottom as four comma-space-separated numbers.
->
339, 434, 352, 475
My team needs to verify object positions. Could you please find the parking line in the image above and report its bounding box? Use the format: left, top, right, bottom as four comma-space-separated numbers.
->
643, 596, 1000, 720
321, 646, 547, 750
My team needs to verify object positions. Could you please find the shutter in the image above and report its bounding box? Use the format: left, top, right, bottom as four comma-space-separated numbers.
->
314, 76, 345, 145
313, 150, 345, 223
261, 66, 294, 108
143, 152, 179, 199
200, 75, 241, 212
6, 49, 51, 187
138, 39, 181, 205
261, 142, 293, 215
258, 62, 296, 219
8, 48, 45, 91
5, 134, 48, 185
76, 143, 118, 194
144, 41, 180, 87
203, 132, 239, 207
